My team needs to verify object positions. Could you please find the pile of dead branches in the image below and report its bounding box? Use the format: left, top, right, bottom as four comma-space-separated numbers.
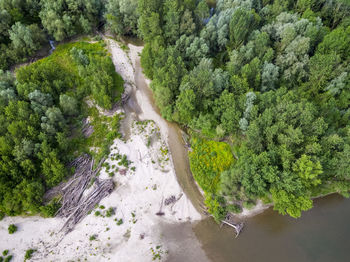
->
56, 154, 114, 234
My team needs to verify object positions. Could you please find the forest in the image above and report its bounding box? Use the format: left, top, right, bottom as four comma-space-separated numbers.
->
1, 0, 350, 220
0, 39, 123, 216
135, 0, 350, 220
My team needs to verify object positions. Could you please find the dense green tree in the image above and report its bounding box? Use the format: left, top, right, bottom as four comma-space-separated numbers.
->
40, 0, 102, 41
9, 22, 45, 58
59, 94, 78, 116
229, 8, 260, 49
105, 0, 139, 36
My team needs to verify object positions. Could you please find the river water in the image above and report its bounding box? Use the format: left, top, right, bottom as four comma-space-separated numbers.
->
126, 40, 350, 262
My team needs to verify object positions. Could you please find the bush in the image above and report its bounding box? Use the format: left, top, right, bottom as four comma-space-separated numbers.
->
24, 249, 36, 260
106, 207, 115, 217
227, 204, 242, 214
0, 211, 5, 221
8, 225, 17, 234
2, 250, 8, 256
40, 199, 61, 218
243, 200, 256, 210
4, 255, 12, 262
89, 235, 97, 241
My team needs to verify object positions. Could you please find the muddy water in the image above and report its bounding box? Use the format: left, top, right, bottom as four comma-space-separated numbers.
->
194, 195, 350, 262
128, 45, 350, 262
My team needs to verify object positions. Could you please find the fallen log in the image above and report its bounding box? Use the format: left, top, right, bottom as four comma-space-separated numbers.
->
221, 220, 244, 238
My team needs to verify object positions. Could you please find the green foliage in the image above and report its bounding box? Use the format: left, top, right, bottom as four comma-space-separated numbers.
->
150, 245, 166, 261
89, 234, 97, 241
8, 224, 17, 234
24, 249, 36, 260
40, 198, 61, 217
2, 251, 8, 257
105, 0, 139, 36
204, 194, 226, 222
189, 137, 234, 194
9, 22, 45, 58
106, 207, 115, 217
271, 188, 313, 218
4, 255, 12, 262
0, 211, 5, 221
0, 41, 123, 216
227, 204, 242, 214
138, 0, 350, 219
39, 0, 102, 41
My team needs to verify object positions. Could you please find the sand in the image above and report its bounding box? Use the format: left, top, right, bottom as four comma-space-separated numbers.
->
0, 39, 202, 262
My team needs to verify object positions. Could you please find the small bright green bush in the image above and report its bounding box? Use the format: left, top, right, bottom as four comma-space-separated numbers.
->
8, 225, 17, 234
106, 207, 115, 217
24, 249, 36, 260
89, 235, 97, 241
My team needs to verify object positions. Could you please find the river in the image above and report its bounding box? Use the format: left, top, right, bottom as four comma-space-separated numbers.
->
124, 39, 350, 262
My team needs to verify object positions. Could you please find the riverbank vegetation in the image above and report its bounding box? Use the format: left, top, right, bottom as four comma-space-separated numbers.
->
120, 0, 350, 219
0, 40, 123, 216
1, 0, 350, 221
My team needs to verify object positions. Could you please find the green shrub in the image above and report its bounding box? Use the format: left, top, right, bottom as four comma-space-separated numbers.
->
227, 204, 242, 214
106, 207, 115, 217
8, 225, 17, 234
243, 200, 256, 210
25, 249, 36, 260
116, 219, 123, 225
89, 235, 97, 241
0, 211, 5, 221
2, 251, 8, 256
40, 199, 61, 218
4, 255, 12, 262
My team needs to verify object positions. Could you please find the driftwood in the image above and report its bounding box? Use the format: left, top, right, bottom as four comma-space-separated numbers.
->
220, 213, 244, 238
164, 195, 176, 206
54, 154, 114, 234
59, 178, 114, 234
156, 196, 165, 216
201, 201, 244, 238
164, 193, 183, 212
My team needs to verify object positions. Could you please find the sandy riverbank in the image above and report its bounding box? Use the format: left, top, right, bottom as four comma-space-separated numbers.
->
0, 39, 204, 262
